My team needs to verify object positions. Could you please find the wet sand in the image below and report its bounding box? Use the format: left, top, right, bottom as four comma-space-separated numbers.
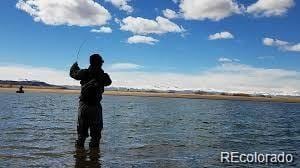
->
1, 87, 300, 103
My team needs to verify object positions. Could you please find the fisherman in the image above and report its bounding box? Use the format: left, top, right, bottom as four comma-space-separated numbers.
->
70, 54, 112, 148
16, 85, 24, 93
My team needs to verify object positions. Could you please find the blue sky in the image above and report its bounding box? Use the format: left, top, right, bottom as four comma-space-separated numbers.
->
0, 0, 300, 95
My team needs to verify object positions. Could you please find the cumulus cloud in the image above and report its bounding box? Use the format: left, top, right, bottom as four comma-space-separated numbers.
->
109, 63, 143, 71
127, 35, 159, 45
105, 0, 133, 13
209, 32, 234, 40
263, 37, 300, 52
16, 0, 111, 27
179, 0, 243, 21
162, 9, 180, 19
91, 26, 112, 33
247, 0, 295, 17
120, 16, 185, 35
1, 62, 300, 96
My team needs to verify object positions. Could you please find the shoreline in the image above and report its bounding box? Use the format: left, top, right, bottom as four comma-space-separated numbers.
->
1, 87, 300, 103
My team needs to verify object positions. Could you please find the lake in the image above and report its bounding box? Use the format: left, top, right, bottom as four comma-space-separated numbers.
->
0, 92, 299, 167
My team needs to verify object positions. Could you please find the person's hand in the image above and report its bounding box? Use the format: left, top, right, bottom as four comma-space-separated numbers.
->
73, 62, 79, 67
71, 62, 80, 70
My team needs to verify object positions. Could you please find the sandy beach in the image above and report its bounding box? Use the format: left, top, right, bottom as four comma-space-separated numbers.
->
1, 87, 300, 103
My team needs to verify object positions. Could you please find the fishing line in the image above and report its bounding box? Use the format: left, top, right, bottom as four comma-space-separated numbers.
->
75, 39, 89, 62
75, 37, 101, 62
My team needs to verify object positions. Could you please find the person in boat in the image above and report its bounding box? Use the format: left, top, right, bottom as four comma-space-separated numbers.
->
70, 54, 112, 148
16, 86, 24, 93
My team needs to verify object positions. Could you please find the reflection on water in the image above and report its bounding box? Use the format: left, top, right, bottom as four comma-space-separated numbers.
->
0, 92, 299, 167
75, 148, 101, 168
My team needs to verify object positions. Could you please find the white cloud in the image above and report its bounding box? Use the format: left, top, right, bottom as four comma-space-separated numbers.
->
247, 0, 295, 17
105, 0, 133, 13
1, 62, 300, 96
263, 37, 289, 46
162, 9, 180, 19
179, 0, 243, 21
120, 16, 185, 35
218, 57, 239, 63
114, 18, 121, 24
285, 44, 300, 52
171, 0, 178, 3
263, 37, 300, 52
127, 35, 159, 45
91, 26, 112, 33
16, 0, 111, 27
109, 63, 143, 71
218, 57, 233, 62
209, 31, 234, 40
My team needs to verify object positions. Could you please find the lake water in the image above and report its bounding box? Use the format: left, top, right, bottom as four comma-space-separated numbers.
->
0, 92, 299, 167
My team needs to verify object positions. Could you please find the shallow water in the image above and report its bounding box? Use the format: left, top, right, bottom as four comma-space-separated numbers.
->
0, 92, 299, 167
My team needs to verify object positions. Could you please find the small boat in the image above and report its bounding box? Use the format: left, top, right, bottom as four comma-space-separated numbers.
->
16, 86, 24, 93
16, 90, 24, 93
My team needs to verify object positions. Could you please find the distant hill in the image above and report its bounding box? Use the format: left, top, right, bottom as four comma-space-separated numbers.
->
0, 80, 66, 89
0, 80, 285, 98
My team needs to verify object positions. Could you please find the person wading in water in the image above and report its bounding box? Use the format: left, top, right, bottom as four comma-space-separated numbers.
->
70, 54, 112, 148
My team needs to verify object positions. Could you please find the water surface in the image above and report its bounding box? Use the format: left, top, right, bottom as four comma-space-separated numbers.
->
0, 92, 299, 167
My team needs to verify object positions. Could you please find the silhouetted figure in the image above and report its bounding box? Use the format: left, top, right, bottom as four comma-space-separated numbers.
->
16, 85, 24, 93
70, 54, 112, 148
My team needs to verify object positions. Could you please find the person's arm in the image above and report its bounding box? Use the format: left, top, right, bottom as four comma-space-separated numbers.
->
69, 62, 87, 80
103, 73, 112, 86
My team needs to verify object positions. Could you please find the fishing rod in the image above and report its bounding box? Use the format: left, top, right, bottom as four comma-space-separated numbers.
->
75, 39, 89, 62
74, 37, 101, 62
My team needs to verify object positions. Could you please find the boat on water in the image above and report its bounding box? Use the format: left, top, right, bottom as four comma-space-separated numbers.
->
16, 86, 24, 93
